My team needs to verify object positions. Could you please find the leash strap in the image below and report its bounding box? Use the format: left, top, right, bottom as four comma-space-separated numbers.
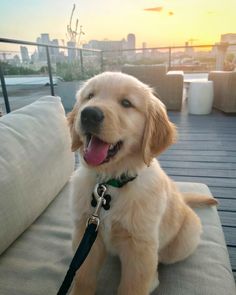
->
57, 184, 107, 295
57, 223, 98, 295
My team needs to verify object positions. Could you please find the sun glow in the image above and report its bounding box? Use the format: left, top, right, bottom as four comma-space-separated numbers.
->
0, 0, 236, 47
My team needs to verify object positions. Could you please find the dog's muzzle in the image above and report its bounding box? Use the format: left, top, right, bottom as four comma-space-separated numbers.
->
81, 107, 104, 133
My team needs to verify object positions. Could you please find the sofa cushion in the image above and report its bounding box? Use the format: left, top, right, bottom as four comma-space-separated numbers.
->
0, 182, 235, 295
0, 96, 74, 255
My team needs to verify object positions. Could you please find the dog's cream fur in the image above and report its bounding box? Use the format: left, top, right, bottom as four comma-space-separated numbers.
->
68, 72, 217, 295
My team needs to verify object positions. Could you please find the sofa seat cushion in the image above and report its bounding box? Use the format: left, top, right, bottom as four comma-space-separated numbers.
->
0, 182, 235, 295
0, 96, 74, 255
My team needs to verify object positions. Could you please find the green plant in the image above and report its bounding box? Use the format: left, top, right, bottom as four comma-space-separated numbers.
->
56, 60, 100, 81
0, 61, 40, 75
56, 61, 83, 81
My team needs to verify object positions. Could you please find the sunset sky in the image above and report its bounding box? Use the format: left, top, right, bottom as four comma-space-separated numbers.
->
0, 0, 236, 48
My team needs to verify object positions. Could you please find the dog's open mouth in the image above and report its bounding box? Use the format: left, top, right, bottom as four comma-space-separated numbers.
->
83, 134, 123, 166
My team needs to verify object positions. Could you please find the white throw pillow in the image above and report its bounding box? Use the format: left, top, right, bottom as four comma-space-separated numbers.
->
0, 96, 74, 255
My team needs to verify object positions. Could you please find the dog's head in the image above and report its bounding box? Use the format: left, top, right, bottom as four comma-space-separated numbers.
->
68, 72, 176, 174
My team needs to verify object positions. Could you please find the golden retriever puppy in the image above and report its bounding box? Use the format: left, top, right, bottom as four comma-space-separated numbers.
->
68, 72, 217, 295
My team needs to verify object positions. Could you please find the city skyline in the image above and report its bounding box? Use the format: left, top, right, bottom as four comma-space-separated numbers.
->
1, 0, 236, 50
1, 32, 236, 66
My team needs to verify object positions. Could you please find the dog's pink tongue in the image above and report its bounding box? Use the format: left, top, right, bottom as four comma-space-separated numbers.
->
84, 136, 109, 166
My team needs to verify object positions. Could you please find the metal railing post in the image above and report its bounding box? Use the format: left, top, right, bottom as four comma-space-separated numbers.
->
79, 49, 84, 78
100, 51, 104, 72
168, 47, 172, 70
46, 46, 55, 96
0, 62, 11, 113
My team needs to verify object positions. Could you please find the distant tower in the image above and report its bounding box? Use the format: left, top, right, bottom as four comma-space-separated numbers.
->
51, 39, 60, 62
20, 46, 30, 63
37, 33, 51, 61
127, 33, 136, 49
40, 33, 50, 44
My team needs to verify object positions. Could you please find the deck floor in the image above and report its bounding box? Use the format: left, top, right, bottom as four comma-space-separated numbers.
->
160, 107, 236, 279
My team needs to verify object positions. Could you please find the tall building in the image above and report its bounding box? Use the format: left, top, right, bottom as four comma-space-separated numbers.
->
20, 46, 30, 63
36, 33, 61, 62
127, 33, 136, 50
40, 33, 50, 44
36, 34, 50, 61
125, 33, 136, 59
82, 34, 137, 61
83, 39, 124, 61
50, 39, 60, 62
83, 34, 136, 52
31, 50, 38, 63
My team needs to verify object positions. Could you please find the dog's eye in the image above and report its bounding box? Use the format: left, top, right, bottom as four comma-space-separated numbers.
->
87, 93, 94, 100
121, 99, 132, 108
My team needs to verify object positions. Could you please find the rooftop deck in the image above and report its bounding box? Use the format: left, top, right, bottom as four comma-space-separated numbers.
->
160, 106, 236, 279
1, 71, 235, 280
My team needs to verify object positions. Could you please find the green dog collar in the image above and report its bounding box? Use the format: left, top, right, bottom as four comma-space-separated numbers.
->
104, 174, 137, 188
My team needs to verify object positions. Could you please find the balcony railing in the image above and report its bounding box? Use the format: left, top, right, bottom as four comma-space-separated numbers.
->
1, 37, 236, 113
0, 37, 102, 113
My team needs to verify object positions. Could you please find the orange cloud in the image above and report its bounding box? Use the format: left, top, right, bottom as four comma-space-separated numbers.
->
144, 7, 163, 12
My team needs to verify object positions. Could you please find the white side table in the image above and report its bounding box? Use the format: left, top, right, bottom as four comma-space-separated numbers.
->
188, 81, 214, 115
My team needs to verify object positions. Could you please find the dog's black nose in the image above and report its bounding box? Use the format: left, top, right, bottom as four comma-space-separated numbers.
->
81, 107, 104, 131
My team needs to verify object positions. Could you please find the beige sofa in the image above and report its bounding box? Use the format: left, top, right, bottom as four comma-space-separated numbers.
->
121, 65, 184, 111
208, 71, 236, 113
0, 97, 235, 294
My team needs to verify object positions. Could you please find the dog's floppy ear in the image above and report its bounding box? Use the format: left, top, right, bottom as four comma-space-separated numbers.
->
67, 104, 82, 152
142, 94, 177, 166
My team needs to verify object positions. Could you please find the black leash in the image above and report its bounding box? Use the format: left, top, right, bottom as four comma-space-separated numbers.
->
57, 175, 137, 294
57, 223, 98, 295
57, 184, 107, 295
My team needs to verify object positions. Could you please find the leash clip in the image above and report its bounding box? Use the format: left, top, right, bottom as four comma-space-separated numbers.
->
87, 184, 107, 231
